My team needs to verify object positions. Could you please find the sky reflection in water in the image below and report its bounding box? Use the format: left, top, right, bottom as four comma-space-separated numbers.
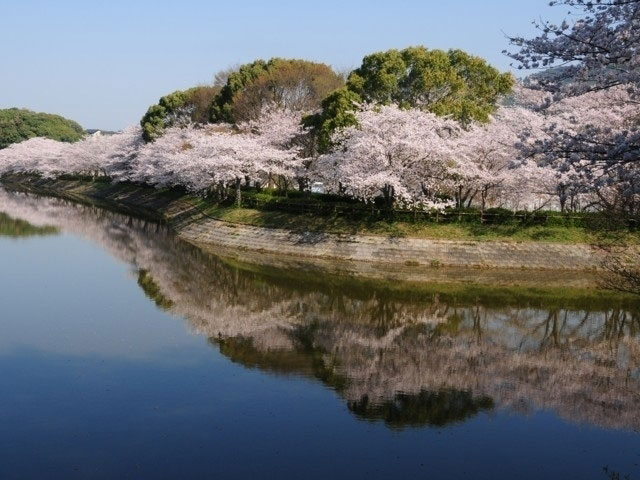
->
0, 188, 639, 480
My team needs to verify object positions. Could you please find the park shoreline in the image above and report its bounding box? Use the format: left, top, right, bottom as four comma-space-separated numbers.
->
0, 174, 616, 287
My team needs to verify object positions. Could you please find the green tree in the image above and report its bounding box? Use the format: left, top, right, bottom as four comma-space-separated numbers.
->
301, 88, 361, 154
0, 108, 85, 149
307, 46, 514, 152
140, 85, 220, 142
210, 59, 271, 123
210, 58, 344, 123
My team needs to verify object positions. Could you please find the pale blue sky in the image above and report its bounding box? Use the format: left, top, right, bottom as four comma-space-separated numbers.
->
1, 0, 565, 130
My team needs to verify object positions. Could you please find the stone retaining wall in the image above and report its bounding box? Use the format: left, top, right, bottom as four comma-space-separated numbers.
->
178, 215, 603, 270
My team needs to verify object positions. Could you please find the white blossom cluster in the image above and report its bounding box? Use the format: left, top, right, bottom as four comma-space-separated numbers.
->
0, 108, 304, 196
507, 0, 640, 214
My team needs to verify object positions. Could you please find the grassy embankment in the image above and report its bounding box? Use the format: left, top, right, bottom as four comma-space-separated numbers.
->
184, 189, 640, 245
4, 175, 638, 245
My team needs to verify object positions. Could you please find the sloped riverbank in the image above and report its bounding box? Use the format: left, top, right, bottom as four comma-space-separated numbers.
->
1, 174, 624, 287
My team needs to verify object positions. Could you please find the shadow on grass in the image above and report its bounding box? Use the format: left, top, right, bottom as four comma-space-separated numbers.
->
466, 223, 522, 240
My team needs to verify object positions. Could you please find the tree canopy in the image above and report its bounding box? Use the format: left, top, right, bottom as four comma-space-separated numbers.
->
140, 85, 220, 142
507, 0, 640, 97
507, 0, 640, 218
307, 46, 514, 152
210, 58, 344, 123
0, 108, 85, 149
141, 59, 342, 142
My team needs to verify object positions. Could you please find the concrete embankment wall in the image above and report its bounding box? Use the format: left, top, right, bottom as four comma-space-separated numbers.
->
1, 175, 609, 274
180, 216, 603, 270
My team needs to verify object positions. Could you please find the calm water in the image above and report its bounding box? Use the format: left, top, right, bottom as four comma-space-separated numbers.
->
1, 188, 639, 480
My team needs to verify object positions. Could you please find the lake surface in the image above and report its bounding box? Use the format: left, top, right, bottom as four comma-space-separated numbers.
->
1, 187, 639, 480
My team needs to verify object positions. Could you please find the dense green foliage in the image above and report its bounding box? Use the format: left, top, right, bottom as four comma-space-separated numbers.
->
209, 59, 272, 123
140, 48, 509, 148
141, 58, 343, 141
0, 108, 85, 149
349, 47, 514, 119
306, 46, 514, 151
301, 88, 361, 153
140, 85, 220, 142
210, 58, 344, 123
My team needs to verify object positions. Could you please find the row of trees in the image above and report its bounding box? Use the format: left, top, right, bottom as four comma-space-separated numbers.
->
0, 1, 638, 221
0, 83, 633, 215
140, 58, 344, 142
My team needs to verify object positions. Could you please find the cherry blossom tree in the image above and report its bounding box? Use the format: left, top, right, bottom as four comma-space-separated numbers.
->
455, 100, 549, 211
0, 128, 142, 180
508, 7, 640, 291
309, 99, 561, 212
507, 1, 640, 215
0, 108, 303, 207
71, 127, 142, 179
515, 85, 640, 214
0, 137, 71, 178
507, 0, 640, 95
130, 122, 301, 206
236, 105, 307, 191
312, 104, 462, 210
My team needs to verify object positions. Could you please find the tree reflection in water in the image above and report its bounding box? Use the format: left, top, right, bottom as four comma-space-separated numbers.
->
0, 211, 58, 238
349, 390, 494, 429
2, 187, 639, 431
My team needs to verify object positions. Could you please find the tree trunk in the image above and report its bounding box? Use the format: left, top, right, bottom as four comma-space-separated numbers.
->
381, 185, 395, 210
557, 184, 567, 213
235, 177, 242, 207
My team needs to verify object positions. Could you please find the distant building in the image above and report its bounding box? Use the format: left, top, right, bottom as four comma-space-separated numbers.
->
86, 129, 118, 136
